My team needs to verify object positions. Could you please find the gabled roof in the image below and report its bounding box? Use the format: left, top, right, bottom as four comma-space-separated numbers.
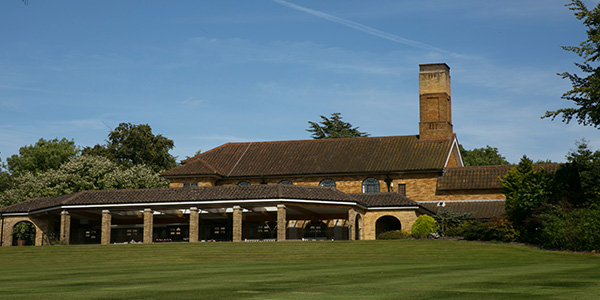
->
162, 135, 455, 178
437, 164, 560, 191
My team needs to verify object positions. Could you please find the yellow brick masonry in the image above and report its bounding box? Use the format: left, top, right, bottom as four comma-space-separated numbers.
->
169, 173, 505, 203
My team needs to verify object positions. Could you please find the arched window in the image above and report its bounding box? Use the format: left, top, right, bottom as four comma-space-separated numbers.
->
319, 179, 336, 188
362, 178, 380, 193
279, 180, 293, 185
237, 181, 251, 186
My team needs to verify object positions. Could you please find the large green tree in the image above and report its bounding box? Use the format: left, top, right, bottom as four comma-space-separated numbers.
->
0, 155, 168, 208
82, 123, 177, 172
6, 138, 78, 175
459, 145, 510, 166
307, 113, 369, 139
544, 0, 600, 128
501, 156, 552, 237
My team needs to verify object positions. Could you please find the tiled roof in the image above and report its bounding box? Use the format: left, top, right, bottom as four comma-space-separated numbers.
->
419, 200, 506, 219
0, 185, 359, 214
437, 164, 560, 191
162, 135, 455, 178
350, 193, 418, 207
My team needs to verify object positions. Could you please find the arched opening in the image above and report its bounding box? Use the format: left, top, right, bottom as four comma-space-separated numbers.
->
355, 214, 362, 240
375, 216, 401, 239
303, 220, 327, 240
12, 221, 36, 246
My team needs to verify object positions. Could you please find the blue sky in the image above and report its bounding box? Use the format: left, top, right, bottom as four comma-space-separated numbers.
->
2, 0, 600, 164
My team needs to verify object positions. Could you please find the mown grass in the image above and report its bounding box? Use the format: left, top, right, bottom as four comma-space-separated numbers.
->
0, 240, 599, 299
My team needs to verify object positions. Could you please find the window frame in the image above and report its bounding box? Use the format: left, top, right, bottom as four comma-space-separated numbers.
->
362, 178, 380, 193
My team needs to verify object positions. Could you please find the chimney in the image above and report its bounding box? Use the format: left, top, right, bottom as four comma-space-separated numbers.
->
419, 63, 453, 140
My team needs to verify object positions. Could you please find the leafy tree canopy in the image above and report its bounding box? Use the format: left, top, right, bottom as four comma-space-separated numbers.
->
556, 140, 600, 207
0, 155, 168, 208
501, 156, 552, 231
82, 123, 177, 172
307, 113, 369, 139
543, 0, 600, 128
459, 145, 510, 166
6, 138, 78, 175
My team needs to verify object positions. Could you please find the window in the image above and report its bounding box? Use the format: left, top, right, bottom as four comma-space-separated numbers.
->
182, 182, 198, 188
362, 178, 380, 193
319, 179, 336, 188
237, 181, 251, 186
398, 184, 406, 196
279, 180, 293, 185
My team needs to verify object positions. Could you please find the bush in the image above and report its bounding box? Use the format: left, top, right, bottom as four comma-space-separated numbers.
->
377, 230, 409, 240
460, 217, 519, 243
539, 207, 600, 252
411, 215, 439, 239
433, 208, 472, 235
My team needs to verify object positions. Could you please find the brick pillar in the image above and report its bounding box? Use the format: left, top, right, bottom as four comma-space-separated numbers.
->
232, 206, 242, 242
101, 210, 111, 245
277, 204, 286, 242
350, 209, 358, 241
143, 208, 153, 244
60, 210, 71, 245
189, 207, 199, 243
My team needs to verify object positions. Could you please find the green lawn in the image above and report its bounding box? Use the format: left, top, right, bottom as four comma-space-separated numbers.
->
0, 240, 599, 299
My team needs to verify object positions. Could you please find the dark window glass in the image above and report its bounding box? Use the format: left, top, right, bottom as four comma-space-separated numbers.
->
182, 182, 198, 188
398, 184, 406, 196
237, 181, 251, 186
362, 178, 379, 193
279, 180, 293, 185
319, 179, 336, 188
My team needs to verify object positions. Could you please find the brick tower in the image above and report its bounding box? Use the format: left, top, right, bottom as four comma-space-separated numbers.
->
418, 63, 453, 140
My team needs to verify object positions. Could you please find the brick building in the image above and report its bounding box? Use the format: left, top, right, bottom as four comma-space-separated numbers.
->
0, 63, 519, 246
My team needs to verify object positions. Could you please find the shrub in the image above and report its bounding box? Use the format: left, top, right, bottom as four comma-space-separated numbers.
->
460, 220, 490, 241
459, 217, 519, 243
411, 215, 439, 239
377, 230, 409, 240
539, 207, 600, 252
433, 208, 472, 235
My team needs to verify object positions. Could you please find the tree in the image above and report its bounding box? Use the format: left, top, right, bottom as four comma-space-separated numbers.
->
6, 138, 78, 175
501, 156, 552, 241
307, 113, 369, 139
552, 140, 600, 207
543, 0, 600, 128
82, 123, 177, 172
459, 145, 510, 166
0, 155, 12, 192
0, 155, 168, 208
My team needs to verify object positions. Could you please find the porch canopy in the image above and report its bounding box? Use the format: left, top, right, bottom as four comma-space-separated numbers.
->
0, 185, 421, 246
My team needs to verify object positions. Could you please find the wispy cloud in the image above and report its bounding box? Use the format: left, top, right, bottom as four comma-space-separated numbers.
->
182, 98, 204, 106
272, 0, 450, 54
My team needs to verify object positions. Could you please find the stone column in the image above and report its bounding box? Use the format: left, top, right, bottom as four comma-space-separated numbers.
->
60, 210, 71, 245
143, 208, 154, 244
348, 209, 357, 241
232, 206, 242, 242
101, 210, 111, 245
277, 204, 286, 242
189, 207, 199, 243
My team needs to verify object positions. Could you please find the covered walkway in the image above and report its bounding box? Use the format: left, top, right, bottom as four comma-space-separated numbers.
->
1, 185, 423, 246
